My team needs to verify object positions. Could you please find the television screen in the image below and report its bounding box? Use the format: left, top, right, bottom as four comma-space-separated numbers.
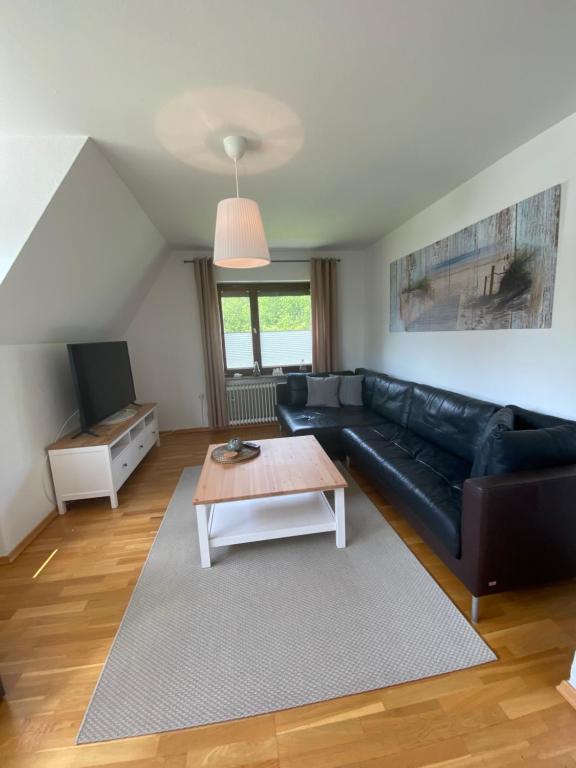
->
68, 342, 136, 432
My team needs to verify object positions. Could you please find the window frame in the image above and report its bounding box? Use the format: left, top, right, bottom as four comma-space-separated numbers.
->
217, 282, 312, 376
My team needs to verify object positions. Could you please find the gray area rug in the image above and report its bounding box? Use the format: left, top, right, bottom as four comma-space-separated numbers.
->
78, 465, 495, 743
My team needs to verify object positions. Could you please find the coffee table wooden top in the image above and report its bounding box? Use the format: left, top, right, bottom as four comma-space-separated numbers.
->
193, 435, 347, 506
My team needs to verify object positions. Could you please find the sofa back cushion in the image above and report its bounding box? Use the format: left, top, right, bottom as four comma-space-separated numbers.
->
286, 371, 353, 406
370, 375, 414, 427
408, 383, 498, 462
470, 406, 515, 477
484, 424, 576, 475
354, 368, 414, 419
355, 368, 380, 408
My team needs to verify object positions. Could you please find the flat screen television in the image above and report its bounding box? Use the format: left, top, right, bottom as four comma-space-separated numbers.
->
68, 341, 137, 433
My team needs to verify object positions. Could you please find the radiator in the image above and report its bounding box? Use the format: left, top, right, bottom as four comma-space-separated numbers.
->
226, 378, 279, 425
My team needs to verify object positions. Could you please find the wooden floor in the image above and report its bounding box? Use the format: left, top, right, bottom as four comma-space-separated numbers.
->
1, 426, 576, 768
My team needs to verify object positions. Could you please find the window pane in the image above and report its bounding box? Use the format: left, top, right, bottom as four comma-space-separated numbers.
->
221, 295, 254, 369
258, 294, 312, 367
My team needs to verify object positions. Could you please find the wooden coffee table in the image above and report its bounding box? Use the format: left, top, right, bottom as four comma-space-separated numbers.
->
193, 435, 347, 567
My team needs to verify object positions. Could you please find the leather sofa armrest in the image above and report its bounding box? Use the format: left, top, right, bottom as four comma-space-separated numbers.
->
466, 464, 576, 492
275, 382, 289, 405
461, 465, 576, 596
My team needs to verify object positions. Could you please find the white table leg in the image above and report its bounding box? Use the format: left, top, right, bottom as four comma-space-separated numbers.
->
335, 488, 346, 548
196, 503, 212, 567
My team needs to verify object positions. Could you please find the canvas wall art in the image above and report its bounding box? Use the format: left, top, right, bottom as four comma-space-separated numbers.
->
389, 185, 561, 332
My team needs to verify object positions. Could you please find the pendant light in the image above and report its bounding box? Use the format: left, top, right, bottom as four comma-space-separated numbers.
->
213, 135, 271, 268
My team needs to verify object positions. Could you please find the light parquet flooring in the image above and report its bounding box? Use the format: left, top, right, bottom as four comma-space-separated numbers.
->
1, 426, 576, 768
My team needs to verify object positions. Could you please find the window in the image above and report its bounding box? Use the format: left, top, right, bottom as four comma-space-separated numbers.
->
218, 283, 312, 374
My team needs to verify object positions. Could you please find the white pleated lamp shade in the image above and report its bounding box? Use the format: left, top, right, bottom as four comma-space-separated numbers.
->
213, 197, 271, 268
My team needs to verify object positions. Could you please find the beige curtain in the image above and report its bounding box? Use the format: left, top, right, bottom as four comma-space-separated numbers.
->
310, 258, 338, 372
193, 258, 229, 427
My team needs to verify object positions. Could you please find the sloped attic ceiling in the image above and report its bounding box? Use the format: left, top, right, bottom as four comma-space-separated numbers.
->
0, 136, 85, 283
0, 138, 168, 345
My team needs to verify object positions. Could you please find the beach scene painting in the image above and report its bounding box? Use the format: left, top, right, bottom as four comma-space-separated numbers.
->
390, 185, 561, 332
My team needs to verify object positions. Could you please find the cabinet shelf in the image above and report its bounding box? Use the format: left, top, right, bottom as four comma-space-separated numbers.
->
110, 435, 131, 461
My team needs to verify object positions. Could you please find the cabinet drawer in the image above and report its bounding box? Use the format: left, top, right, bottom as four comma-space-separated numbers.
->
112, 445, 136, 491
147, 419, 159, 444
133, 430, 156, 464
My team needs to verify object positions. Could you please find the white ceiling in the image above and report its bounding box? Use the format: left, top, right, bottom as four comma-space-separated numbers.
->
2, 0, 576, 249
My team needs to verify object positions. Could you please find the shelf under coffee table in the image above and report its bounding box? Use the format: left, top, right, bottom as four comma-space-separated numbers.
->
193, 435, 348, 568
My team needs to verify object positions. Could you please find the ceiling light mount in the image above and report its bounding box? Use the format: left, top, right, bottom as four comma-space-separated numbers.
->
223, 135, 247, 162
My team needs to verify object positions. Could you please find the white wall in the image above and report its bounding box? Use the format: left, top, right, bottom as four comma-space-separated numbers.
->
338, 252, 366, 371
0, 137, 168, 556
0, 136, 85, 283
126, 249, 367, 430
126, 251, 209, 429
0, 344, 78, 555
364, 111, 576, 419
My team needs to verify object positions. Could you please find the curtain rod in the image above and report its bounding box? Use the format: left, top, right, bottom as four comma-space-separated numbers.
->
183, 258, 340, 264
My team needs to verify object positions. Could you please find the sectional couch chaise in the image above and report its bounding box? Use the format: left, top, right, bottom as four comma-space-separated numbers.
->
276, 369, 576, 621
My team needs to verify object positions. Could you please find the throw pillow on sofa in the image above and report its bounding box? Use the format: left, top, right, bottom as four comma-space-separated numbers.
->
286, 371, 351, 405
484, 423, 576, 475
306, 376, 341, 408
339, 374, 364, 406
470, 406, 515, 476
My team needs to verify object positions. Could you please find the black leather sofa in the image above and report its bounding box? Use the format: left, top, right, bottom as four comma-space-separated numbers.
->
276, 369, 576, 620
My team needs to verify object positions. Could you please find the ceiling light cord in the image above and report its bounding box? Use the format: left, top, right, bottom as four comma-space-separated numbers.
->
234, 158, 240, 197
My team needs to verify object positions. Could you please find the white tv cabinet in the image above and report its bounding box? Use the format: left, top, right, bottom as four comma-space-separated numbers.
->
48, 403, 159, 514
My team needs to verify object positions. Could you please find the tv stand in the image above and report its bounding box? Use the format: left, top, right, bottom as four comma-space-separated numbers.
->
48, 403, 159, 514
